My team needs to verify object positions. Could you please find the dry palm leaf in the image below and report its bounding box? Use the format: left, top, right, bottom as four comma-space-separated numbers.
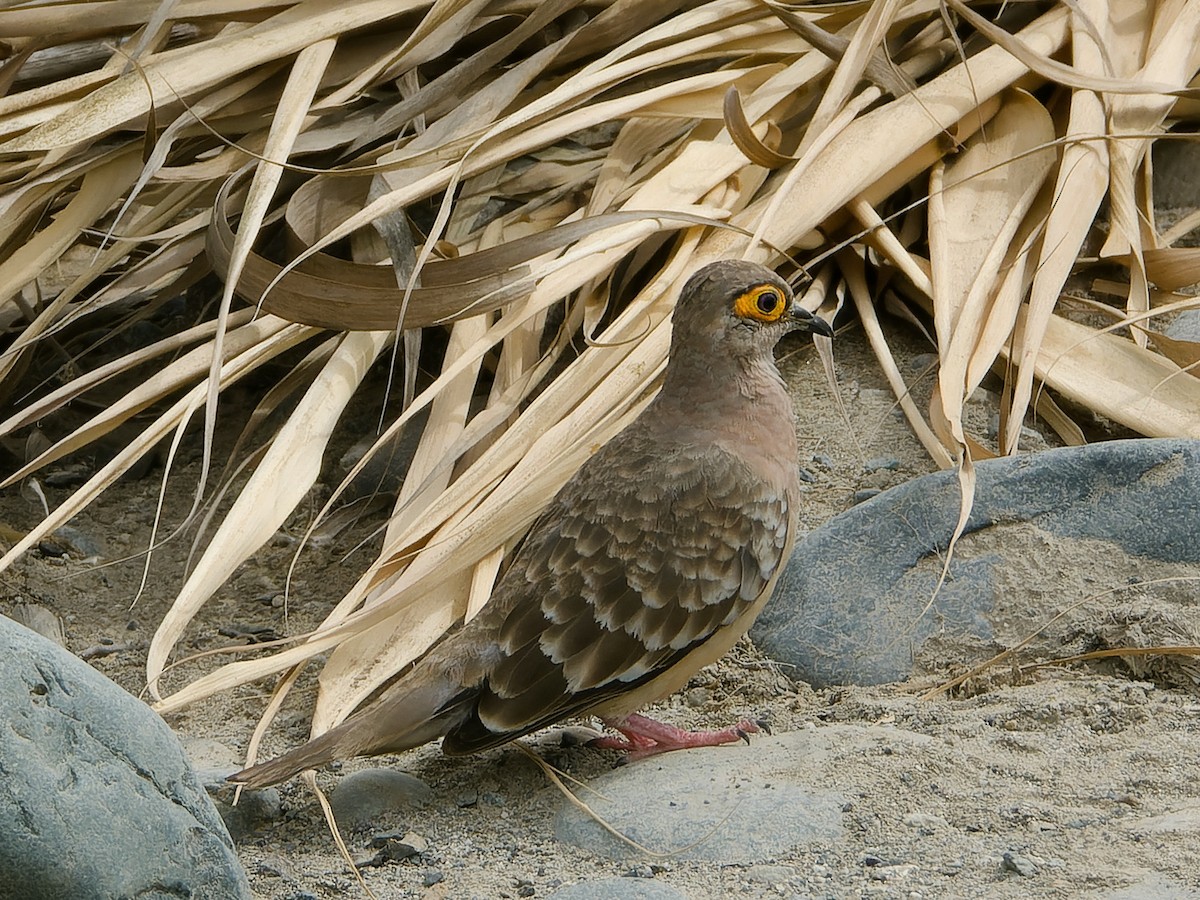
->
0, 1, 1197, 753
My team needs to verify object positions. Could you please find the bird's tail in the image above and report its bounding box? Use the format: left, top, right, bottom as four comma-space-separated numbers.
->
229, 667, 474, 789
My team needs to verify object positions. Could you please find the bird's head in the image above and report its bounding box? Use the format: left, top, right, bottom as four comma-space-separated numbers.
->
670, 259, 833, 362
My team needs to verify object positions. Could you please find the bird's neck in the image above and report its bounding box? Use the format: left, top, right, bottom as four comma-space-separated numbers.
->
659, 348, 791, 411
653, 349, 798, 478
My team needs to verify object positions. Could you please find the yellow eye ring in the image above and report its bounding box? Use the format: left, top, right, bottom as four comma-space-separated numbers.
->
733, 284, 787, 323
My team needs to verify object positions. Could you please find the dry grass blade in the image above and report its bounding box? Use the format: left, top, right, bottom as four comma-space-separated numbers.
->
1, 315, 294, 486
0, 151, 143, 382
146, 329, 391, 697
0, 308, 255, 437
928, 88, 1055, 453
1027, 308, 1200, 438
1143, 247, 1200, 291
1005, 0, 1200, 451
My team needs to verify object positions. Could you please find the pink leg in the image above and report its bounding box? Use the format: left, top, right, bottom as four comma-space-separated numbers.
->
589, 712, 769, 760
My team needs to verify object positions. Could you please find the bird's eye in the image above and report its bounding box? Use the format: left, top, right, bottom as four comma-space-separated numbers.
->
733, 284, 787, 323
756, 291, 781, 315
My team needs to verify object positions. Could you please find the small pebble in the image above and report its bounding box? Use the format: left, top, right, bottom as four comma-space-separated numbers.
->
903, 812, 949, 832
10, 604, 65, 646
255, 858, 289, 878
356, 833, 426, 868
869, 863, 918, 883
43, 525, 104, 558
370, 831, 427, 854
455, 788, 480, 808
37, 540, 70, 559
423, 869, 445, 887
1002, 851, 1038, 877
330, 769, 433, 827
853, 488, 882, 504
551, 726, 603, 748
863, 456, 900, 472
909, 352, 938, 372
858, 388, 892, 404
214, 787, 282, 841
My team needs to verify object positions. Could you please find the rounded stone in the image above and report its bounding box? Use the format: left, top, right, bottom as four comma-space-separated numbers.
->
330, 767, 433, 828
755, 439, 1200, 686
0, 615, 249, 900
554, 732, 843, 862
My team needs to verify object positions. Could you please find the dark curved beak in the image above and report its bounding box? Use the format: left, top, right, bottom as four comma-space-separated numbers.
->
789, 302, 834, 337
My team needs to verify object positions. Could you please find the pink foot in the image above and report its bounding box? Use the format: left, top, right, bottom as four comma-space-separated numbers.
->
589, 713, 770, 760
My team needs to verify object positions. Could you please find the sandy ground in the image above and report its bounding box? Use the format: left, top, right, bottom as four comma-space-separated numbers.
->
3, 317, 1200, 899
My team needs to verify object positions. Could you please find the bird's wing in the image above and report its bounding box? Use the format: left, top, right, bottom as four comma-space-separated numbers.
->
441, 437, 794, 754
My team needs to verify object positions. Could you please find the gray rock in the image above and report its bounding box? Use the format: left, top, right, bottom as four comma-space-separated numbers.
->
1165, 309, 1200, 343
330, 767, 433, 828
756, 439, 1200, 686
0, 615, 249, 900
863, 456, 900, 472
1002, 851, 1039, 877
339, 406, 429, 503
211, 783, 284, 842
555, 731, 843, 862
903, 811, 949, 832
181, 736, 283, 841
356, 831, 428, 868
868, 861, 919, 883
811, 453, 836, 470
8, 603, 65, 646
422, 868, 445, 886
908, 352, 939, 372
547, 878, 688, 900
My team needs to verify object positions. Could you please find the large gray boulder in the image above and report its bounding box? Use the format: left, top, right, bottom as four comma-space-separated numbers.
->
0, 615, 250, 900
756, 439, 1200, 687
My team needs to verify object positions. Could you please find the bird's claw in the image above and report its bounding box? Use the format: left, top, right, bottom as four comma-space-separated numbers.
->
735, 717, 771, 744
